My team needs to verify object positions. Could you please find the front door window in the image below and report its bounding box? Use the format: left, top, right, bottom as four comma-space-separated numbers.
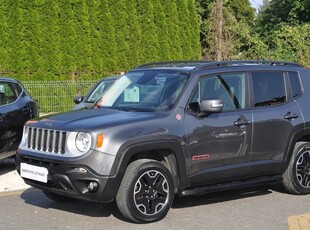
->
185, 72, 251, 186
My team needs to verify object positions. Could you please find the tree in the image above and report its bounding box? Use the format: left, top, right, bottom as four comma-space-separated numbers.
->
58, 0, 78, 77
6, 0, 28, 73
125, 0, 142, 68
161, 0, 182, 60
177, 0, 193, 60
267, 24, 310, 66
188, 0, 201, 59
215, 0, 223, 60
109, 0, 130, 71
72, 0, 93, 73
153, 1, 170, 61
0, 0, 202, 80
226, 0, 254, 21
0, 1, 9, 71
196, 0, 255, 60
256, 0, 310, 37
225, 0, 255, 59
40, 0, 62, 78
247, 0, 310, 67
23, 0, 44, 78
137, 0, 159, 62
97, 0, 117, 71
88, 0, 102, 73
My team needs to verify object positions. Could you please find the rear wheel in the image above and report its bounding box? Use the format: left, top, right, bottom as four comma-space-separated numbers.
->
283, 142, 310, 194
116, 159, 174, 223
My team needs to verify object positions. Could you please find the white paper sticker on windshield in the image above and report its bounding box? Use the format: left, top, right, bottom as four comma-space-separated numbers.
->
124, 86, 139, 102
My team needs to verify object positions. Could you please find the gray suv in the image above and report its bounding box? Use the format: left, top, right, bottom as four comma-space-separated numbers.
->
16, 60, 310, 223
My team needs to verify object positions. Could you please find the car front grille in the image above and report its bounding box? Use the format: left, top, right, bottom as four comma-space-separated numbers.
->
26, 127, 67, 154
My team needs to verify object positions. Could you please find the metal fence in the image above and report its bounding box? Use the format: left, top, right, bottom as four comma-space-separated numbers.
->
22, 80, 97, 113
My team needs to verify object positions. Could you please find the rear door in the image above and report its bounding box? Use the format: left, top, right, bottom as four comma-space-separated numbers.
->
249, 71, 303, 175
185, 72, 252, 186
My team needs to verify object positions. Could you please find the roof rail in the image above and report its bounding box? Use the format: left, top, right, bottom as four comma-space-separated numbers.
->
135, 61, 210, 69
134, 60, 302, 70
194, 60, 302, 70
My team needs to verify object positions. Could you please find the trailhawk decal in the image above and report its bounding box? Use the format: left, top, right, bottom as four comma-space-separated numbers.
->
192, 154, 210, 161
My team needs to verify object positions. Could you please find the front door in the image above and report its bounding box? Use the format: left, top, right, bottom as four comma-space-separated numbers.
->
0, 106, 8, 152
0, 81, 31, 156
185, 72, 252, 186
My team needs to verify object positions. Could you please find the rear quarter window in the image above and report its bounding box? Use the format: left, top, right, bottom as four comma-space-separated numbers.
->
288, 72, 302, 98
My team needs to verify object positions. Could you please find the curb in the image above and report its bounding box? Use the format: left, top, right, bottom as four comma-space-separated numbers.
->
288, 213, 310, 230
0, 158, 30, 193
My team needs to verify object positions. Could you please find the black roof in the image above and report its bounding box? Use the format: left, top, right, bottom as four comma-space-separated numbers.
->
0, 76, 20, 83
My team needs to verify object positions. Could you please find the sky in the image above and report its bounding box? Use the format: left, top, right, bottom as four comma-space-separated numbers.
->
249, 0, 263, 11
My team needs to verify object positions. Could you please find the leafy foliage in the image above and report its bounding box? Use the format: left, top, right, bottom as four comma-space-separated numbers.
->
256, 0, 310, 35
196, 0, 310, 67
249, 0, 310, 66
0, 0, 201, 80
1, 0, 309, 82
197, 0, 255, 60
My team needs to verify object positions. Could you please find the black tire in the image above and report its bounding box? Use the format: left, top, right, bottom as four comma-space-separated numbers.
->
116, 159, 175, 223
283, 142, 310, 194
43, 190, 76, 202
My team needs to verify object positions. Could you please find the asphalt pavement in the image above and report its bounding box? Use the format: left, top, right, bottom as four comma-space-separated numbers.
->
1, 158, 310, 229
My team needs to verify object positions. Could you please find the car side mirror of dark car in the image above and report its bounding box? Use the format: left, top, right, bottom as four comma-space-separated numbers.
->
198, 99, 223, 117
74, 96, 84, 104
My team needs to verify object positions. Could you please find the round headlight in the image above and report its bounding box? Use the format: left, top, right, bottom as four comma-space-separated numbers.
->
75, 132, 92, 153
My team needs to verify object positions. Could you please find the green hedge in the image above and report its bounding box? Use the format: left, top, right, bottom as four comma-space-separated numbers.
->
0, 0, 201, 81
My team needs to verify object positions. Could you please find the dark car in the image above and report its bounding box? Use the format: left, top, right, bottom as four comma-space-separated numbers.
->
72, 76, 119, 110
0, 77, 38, 160
16, 60, 310, 223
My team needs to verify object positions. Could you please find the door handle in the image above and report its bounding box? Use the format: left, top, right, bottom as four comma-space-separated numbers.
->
284, 112, 299, 120
234, 119, 251, 126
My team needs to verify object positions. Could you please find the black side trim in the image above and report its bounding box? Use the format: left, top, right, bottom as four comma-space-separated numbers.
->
180, 176, 282, 196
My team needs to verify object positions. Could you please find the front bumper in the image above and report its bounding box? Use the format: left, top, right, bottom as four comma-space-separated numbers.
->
15, 153, 122, 203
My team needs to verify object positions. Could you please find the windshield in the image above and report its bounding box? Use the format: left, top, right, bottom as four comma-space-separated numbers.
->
96, 70, 189, 112
86, 80, 115, 103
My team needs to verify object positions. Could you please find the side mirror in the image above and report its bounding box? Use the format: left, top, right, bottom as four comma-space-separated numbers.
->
199, 99, 223, 117
73, 96, 84, 104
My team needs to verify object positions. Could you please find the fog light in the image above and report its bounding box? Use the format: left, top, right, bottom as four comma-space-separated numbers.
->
88, 181, 98, 192
71, 167, 87, 173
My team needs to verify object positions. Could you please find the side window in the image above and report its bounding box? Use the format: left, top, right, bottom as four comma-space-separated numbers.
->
88, 81, 113, 102
14, 83, 23, 96
0, 82, 19, 106
288, 72, 302, 98
189, 73, 246, 112
252, 72, 286, 107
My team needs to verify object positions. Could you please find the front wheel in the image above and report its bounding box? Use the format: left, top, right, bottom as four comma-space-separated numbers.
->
283, 142, 310, 194
116, 159, 175, 223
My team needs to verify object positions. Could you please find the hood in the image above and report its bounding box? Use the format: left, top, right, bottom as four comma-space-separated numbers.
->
30, 108, 163, 131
